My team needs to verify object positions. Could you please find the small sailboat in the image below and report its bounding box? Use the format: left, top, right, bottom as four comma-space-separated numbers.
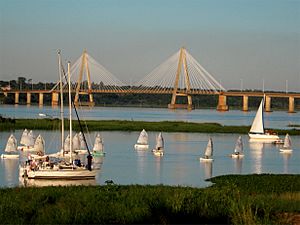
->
279, 134, 293, 153
18, 129, 35, 151
248, 97, 279, 142
199, 138, 214, 162
152, 132, 164, 156
73, 133, 88, 154
92, 133, 105, 157
30, 134, 46, 160
134, 129, 149, 150
231, 136, 244, 158
1, 134, 19, 159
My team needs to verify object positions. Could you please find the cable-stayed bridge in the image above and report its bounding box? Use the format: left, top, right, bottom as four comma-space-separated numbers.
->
1, 48, 299, 112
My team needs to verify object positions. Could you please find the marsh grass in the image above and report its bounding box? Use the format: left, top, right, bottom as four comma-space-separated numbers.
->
0, 175, 299, 224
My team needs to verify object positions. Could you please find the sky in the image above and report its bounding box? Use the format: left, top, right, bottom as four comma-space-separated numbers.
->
0, 0, 299, 91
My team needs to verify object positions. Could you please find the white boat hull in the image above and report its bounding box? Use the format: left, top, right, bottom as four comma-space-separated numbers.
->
1, 154, 19, 159
279, 148, 293, 153
18, 146, 35, 151
248, 133, 279, 142
20, 166, 97, 179
152, 149, 163, 156
134, 144, 149, 150
231, 154, 244, 158
199, 157, 213, 162
74, 149, 88, 154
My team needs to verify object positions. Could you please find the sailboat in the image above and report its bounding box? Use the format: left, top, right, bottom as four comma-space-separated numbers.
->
199, 138, 214, 162
17, 129, 35, 151
231, 136, 244, 158
19, 53, 97, 180
134, 129, 149, 150
1, 134, 19, 159
92, 133, 105, 156
74, 132, 88, 154
279, 134, 293, 153
30, 134, 46, 160
248, 98, 279, 142
152, 132, 164, 156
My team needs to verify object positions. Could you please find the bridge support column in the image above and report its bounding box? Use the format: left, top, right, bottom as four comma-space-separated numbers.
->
52, 92, 59, 107
15, 92, 19, 104
39, 93, 44, 106
288, 96, 295, 113
265, 96, 271, 112
26, 92, 31, 105
217, 94, 228, 111
242, 95, 248, 111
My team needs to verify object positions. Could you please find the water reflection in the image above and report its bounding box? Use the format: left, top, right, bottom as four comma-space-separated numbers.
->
200, 162, 213, 180
136, 150, 147, 180
154, 156, 163, 183
2, 158, 19, 187
281, 153, 292, 173
249, 141, 264, 174
233, 158, 243, 174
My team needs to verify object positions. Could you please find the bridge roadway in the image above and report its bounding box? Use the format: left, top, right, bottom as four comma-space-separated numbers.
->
1, 89, 299, 112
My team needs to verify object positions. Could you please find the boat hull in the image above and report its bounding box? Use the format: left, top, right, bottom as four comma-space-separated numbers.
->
248, 133, 279, 142
279, 148, 293, 153
18, 146, 35, 151
152, 149, 163, 156
231, 154, 244, 158
20, 166, 97, 180
1, 154, 19, 159
199, 157, 213, 162
134, 144, 149, 150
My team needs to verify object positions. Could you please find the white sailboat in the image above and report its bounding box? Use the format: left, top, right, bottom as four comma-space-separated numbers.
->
248, 98, 279, 142
74, 132, 88, 154
30, 134, 46, 160
19, 54, 97, 180
279, 134, 293, 153
199, 138, 214, 162
18, 129, 35, 151
152, 132, 164, 156
92, 133, 105, 156
1, 134, 19, 159
231, 136, 244, 158
134, 129, 149, 150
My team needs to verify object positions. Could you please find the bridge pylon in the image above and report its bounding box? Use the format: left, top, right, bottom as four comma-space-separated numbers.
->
168, 47, 193, 110
74, 49, 95, 106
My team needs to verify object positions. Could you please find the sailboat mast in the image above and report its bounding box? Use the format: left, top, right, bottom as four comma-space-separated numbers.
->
67, 62, 72, 164
58, 50, 64, 154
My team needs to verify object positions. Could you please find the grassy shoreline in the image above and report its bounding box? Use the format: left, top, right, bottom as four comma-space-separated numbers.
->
1, 118, 300, 135
1, 174, 299, 224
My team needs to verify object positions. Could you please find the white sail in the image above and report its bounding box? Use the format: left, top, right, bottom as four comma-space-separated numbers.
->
5, 134, 18, 153
34, 134, 45, 155
72, 133, 81, 150
78, 132, 86, 149
249, 99, 264, 134
234, 136, 243, 154
28, 130, 36, 146
204, 138, 213, 157
64, 134, 71, 153
93, 133, 103, 151
136, 129, 148, 145
20, 129, 29, 145
283, 134, 292, 149
155, 132, 164, 149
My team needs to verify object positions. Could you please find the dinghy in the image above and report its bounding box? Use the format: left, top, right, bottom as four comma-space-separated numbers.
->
279, 134, 293, 153
231, 136, 244, 158
1, 134, 19, 159
134, 129, 149, 150
199, 138, 214, 162
152, 132, 164, 156
92, 133, 105, 156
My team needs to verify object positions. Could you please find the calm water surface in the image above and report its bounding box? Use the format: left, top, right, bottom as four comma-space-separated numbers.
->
0, 104, 299, 129
0, 131, 299, 188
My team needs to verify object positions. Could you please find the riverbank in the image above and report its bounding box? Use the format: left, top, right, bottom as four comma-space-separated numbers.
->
1, 118, 300, 135
0, 174, 299, 224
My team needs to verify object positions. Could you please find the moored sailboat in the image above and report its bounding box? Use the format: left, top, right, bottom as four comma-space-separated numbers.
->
231, 136, 244, 158
199, 138, 214, 162
1, 134, 19, 159
248, 98, 279, 142
134, 129, 149, 150
92, 133, 105, 156
18, 129, 35, 151
279, 134, 293, 153
152, 132, 164, 156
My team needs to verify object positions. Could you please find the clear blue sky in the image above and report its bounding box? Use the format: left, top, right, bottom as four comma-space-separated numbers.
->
0, 0, 299, 91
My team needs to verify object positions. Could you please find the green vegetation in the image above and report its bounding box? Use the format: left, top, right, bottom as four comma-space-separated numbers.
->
0, 174, 299, 224
1, 118, 300, 135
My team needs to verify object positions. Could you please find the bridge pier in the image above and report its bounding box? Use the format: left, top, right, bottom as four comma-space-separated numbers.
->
15, 92, 19, 104
242, 95, 248, 111
26, 92, 31, 105
265, 96, 272, 112
217, 94, 228, 111
288, 96, 295, 113
39, 93, 44, 106
52, 92, 59, 107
